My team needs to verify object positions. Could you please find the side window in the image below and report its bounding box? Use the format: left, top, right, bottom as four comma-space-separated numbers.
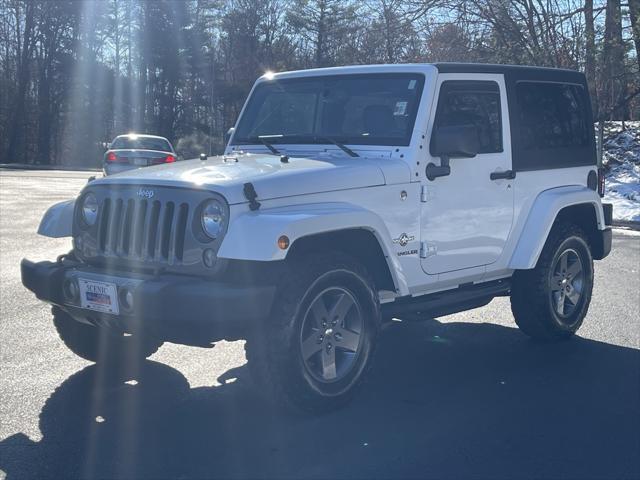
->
516, 82, 589, 150
433, 81, 503, 154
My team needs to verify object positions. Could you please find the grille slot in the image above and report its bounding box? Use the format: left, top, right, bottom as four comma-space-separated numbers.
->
175, 203, 189, 261
98, 198, 111, 251
132, 199, 148, 256
121, 199, 134, 255
160, 202, 175, 260
96, 197, 188, 263
146, 200, 161, 259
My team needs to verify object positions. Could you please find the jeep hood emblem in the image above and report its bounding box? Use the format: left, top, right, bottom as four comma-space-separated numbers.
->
136, 188, 155, 199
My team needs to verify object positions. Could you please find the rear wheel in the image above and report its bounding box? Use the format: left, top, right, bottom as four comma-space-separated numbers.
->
245, 253, 380, 413
52, 307, 163, 362
511, 223, 594, 340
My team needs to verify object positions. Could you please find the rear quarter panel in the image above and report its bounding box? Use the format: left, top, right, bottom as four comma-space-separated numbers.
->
485, 166, 604, 277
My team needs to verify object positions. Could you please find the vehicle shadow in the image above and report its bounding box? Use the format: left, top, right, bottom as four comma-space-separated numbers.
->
1, 319, 638, 479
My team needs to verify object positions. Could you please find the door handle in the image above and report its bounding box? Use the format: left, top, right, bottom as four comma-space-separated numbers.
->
490, 169, 516, 180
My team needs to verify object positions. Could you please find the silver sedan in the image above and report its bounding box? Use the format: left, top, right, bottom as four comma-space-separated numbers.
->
103, 134, 177, 176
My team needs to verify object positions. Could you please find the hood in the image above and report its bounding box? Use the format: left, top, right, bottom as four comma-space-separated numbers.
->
93, 152, 393, 204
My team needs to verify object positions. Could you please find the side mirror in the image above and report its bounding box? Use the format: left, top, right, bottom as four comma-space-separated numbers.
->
224, 127, 235, 144
430, 124, 480, 158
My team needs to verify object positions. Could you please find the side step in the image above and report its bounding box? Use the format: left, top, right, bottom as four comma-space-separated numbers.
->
382, 278, 511, 319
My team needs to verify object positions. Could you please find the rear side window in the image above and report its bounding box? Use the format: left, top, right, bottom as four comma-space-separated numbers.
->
516, 82, 589, 150
512, 81, 595, 170
432, 81, 503, 154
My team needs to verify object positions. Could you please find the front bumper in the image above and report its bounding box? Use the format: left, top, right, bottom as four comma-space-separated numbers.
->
21, 258, 276, 344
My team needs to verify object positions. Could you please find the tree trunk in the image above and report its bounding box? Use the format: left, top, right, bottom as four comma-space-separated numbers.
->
629, 0, 640, 71
36, 58, 52, 165
601, 0, 627, 120
584, 0, 598, 118
315, 1, 327, 67
383, 1, 394, 63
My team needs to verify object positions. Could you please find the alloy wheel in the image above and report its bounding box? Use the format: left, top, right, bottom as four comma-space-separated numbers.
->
550, 248, 584, 321
299, 287, 364, 383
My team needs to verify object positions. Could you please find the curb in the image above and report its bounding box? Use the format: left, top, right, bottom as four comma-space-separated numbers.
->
612, 220, 640, 231
0, 164, 100, 172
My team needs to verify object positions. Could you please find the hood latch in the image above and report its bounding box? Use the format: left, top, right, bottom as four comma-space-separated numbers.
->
243, 182, 261, 211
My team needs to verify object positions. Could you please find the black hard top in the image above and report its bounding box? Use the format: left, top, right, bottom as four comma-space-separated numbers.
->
433, 62, 586, 84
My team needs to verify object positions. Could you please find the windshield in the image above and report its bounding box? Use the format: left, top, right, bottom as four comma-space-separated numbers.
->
111, 136, 172, 152
233, 73, 425, 147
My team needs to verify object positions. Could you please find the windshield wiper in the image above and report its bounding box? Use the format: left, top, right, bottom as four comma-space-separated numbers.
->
252, 134, 359, 158
257, 135, 283, 156
317, 136, 359, 157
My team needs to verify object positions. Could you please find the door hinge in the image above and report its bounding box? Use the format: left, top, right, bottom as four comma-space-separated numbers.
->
420, 241, 437, 258
421, 185, 428, 202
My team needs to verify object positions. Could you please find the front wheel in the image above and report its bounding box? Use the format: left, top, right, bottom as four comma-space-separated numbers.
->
52, 307, 163, 362
245, 253, 380, 413
511, 223, 594, 340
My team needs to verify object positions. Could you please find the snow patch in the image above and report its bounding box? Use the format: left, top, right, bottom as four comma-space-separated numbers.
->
601, 122, 640, 222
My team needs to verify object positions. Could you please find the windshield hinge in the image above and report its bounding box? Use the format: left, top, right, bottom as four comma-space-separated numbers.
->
421, 185, 429, 203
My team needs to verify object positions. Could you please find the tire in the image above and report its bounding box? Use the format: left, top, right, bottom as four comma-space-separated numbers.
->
52, 307, 163, 362
510, 222, 594, 340
244, 253, 380, 413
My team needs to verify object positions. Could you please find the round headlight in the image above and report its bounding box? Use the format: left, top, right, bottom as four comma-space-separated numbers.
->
81, 193, 98, 226
201, 199, 225, 239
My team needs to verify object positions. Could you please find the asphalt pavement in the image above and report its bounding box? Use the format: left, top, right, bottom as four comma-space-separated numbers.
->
1, 169, 639, 479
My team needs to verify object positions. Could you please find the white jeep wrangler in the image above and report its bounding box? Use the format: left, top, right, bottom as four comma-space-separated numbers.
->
22, 63, 613, 412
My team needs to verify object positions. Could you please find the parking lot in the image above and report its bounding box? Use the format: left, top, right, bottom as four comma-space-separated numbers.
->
0, 169, 639, 479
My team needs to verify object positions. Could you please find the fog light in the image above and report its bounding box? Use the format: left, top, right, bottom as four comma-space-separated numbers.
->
120, 288, 134, 311
278, 235, 290, 250
63, 279, 79, 301
203, 248, 216, 268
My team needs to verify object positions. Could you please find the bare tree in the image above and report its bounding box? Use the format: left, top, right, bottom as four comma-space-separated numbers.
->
5, 0, 36, 162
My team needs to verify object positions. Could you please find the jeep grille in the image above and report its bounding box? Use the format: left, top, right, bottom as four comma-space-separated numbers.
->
97, 197, 189, 262
74, 186, 228, 273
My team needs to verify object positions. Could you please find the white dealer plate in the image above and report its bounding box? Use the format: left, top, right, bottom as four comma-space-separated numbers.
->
78, 278, 120, 315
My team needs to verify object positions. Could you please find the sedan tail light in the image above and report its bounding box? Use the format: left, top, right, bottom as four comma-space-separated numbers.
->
106, 152, 126, 163
151, 155, 175, 165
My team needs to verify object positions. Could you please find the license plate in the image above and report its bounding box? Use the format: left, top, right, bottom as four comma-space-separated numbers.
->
134, 158, 147, 166
78, 278, 119, 315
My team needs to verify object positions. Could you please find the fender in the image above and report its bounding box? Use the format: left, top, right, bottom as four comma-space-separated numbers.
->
37, 200, 75, 238
218, 202, 408, 295
509, 186, 605, 270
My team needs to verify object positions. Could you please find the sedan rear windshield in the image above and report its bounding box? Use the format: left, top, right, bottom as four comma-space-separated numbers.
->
111, 137, 172, 152
233, 73, 425, 147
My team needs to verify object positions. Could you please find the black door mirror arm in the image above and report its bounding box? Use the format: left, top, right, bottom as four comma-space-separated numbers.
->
426, 155, 451, 181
